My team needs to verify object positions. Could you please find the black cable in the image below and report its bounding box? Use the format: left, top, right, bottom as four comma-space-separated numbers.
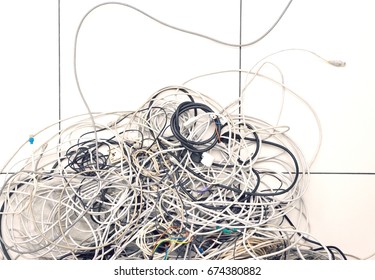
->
283, 214, 347, 260
220, 121, 261, 163
170, 101, 221, 153
247, 137, 299, 197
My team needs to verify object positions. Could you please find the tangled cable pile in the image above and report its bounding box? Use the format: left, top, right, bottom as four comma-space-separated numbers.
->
0, 86, 346, 260
0, 1, 349, 260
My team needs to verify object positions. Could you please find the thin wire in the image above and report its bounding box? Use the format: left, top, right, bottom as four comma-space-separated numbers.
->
0, 86, 333, 260
73, 1, 293, 48
0, 0, 352, 261
73, 0, 294, 175
183, 68, 323, 168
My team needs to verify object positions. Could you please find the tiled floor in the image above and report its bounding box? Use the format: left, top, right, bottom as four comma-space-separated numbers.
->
0, 0, 374, 259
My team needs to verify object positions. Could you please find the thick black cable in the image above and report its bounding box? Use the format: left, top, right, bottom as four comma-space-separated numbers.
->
170, 101, 221, 153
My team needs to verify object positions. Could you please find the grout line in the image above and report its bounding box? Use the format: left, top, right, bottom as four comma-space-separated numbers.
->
58, 0, 61, 132
57, 0, 63, 161
1, 172, 375, 176
238, 0, 242, 115
256, 171, 375, 176
287, 172, 375, 175
309, 172, 375, 175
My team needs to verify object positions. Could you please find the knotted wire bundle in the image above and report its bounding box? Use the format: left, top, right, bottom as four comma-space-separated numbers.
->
0, 86, 346, 260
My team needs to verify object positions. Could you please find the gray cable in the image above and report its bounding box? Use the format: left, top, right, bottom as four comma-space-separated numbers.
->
75, 1, 294, 48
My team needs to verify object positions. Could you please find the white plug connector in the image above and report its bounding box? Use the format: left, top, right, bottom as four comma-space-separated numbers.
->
109, 147, 122, 164
328, 60, 346, 67
201, 152, 214, 167
219, 116, 228, 126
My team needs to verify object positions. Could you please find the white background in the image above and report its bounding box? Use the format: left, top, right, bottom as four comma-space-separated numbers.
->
0, 0, 374, 264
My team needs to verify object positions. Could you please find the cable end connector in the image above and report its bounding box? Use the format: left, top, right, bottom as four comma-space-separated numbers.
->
328, 60, 346, 67
29, 135, 35, 145
201, 152, 214, 167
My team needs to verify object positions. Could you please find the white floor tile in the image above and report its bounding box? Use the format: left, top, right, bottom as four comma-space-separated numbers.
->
241, 0, 375, 172
0, 0, 58, 171
304, 174, 375, 259
60, 0, 240, 117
